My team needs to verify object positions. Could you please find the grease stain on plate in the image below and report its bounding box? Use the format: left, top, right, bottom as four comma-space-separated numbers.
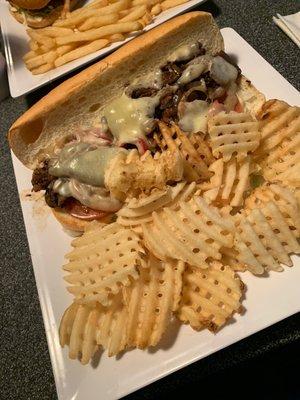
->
20, 189, 50, 230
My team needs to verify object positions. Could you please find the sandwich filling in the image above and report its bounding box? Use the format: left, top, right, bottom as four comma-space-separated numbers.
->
31, 41, 242, 221
10, 0, 63, 21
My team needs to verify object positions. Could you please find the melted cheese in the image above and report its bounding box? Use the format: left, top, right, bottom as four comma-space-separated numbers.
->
210, 56, 238, 86
178, 100, 209, 133
49, 143, 123, 186
101, 93, 160, 144
53, 178, 122, 211
168, 42, 199, 62
131, 69, 163, 90
177, 55, 212, 86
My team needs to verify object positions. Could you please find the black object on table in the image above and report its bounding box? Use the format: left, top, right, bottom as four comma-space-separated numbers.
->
1, 1, 300, 399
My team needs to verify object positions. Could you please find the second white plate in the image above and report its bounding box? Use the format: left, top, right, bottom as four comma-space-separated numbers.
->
0, 0, 206, 97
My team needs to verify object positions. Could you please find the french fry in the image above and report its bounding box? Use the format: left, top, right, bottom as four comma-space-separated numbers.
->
151, 3, 162, 15
132, 0, 160, 6
56, 21, 142, 45
29, 40, 39, 51
107, 33, 125, 42
120, 5, 147, 22
31, 63, 54, 75
35, 26, 74, 37
118, 8, 132, 17
78, 13, 120, 31
83, 0, 108, 9
26, 29, 55, 48
55, 0, 109, 21
56, 43, 78, 56
161, 0, 188, 10
25, 50, 57, 70
54, 39, 109, 67
54, 0, 129, 28
139, 11, 152, 27
23, 50, 39, 62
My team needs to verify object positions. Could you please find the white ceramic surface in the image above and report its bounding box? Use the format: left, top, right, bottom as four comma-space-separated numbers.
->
0, 0, 206, 97
11, 28, 300, 400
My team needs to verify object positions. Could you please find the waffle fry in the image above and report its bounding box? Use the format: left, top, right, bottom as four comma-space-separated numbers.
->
208, 111, 260, 162
154, 122, 214, 181
256, 100, 300, 155
142, 195, 234, 269
200, 157, 251, 206
224, 198, 300, 274
117, 182, 198, 226
245, 184, 300, 235
59, 302, 102, 364
178, 261, 244, 331
123, 256, 184, 349
63, 223, 147, 306
59, 294, 128, 362
254, 100, 300, 187
60, 257, 184, 361
105, 149, 184, 200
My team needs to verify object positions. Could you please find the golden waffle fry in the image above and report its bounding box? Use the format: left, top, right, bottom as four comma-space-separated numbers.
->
142, 195, 234, 269
60, 257, 184, 362
59, 302, 101, 364
262, 135, 300, 187
208, 111, 260, 162
117, 182, 198, 226
254, 100, 300, 187
95, 292, 129, 356
224, 199, 300, 274
59, 294, 128, 362
154, 122, 214, 181
123, 256, 184, 349
63, 222, 147, 306
105, 149, 184, 201
178, 261, 244, 331
245, 184, 300, 236
200, 157, 251, 207
256, 99, 300, 155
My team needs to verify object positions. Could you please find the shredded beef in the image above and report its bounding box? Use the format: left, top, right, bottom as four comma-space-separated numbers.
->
198, 42, 206, 56
201, 71, 219, 89
130, 87, 158, 98
185, 90, 207, 102
161, 63, 184, 86
45, 182, 67, 208
155, 90, 183, 125
31, 160, 54, 192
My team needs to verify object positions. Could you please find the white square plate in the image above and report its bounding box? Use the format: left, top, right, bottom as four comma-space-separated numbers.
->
11, 27, 300, 400
0, 0, 206, 97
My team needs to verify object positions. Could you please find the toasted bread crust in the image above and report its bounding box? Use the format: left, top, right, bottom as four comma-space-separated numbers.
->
8, 12, 224, 167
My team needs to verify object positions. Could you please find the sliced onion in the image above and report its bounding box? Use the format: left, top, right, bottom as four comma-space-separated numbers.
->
70, 179, 123, 212
178, 83, 207, 118
73, 127, 113, 146
65, 199, 110, 221
207, 100, 226, 118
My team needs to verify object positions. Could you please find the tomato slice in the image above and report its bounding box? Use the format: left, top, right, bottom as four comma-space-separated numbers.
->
234, 100, 243, 113
136, 138, 149, 155
64, 199, 109, 221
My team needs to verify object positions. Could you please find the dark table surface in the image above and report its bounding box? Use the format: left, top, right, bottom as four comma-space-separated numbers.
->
1, 1, 300, 399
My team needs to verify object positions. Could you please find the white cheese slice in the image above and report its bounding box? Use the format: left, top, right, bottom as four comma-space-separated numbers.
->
178, 100, 209, 133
